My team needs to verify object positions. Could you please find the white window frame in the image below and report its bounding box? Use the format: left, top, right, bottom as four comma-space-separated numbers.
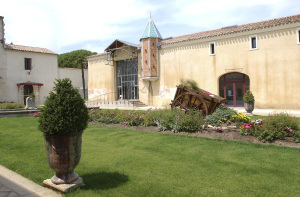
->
249, 35, 258, 50
297, 28, 300, 44
209, 42, 216, 55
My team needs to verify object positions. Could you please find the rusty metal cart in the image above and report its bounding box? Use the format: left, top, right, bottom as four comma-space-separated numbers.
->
170, 85, 227, 116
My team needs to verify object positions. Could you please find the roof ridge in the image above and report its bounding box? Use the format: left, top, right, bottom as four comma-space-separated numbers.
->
5, 43, 56, 54
162, 14, 300, 45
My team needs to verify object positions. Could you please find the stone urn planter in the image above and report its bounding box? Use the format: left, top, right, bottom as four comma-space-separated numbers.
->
44, 131, 82, 184
244, 102, 255, 113
38, 79, 89, 187
243, 90, 255, 114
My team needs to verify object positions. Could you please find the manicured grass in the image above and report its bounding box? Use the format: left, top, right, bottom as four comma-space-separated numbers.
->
0, 117, 299, 197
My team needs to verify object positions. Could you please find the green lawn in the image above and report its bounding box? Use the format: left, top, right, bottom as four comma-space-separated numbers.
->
0, 117, 299, 197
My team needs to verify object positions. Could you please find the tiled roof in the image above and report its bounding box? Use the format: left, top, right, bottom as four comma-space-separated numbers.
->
5, 44, 56, 54
162, 14, 300, 45
141, 16, 162, 40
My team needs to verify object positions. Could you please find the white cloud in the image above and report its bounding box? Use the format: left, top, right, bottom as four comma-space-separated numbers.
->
1, 0, 299, 53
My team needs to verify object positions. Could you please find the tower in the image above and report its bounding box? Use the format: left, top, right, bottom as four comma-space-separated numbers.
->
140, 15, 162, 81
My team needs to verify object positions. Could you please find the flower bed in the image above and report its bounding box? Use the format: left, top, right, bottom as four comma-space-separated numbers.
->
89, 108, 204, 133
89, 108, 300, 143
240, 113, 300, 142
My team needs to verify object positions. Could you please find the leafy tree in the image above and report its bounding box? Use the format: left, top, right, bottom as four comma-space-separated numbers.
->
58, 49, 97, 69
58, 49, 97, 99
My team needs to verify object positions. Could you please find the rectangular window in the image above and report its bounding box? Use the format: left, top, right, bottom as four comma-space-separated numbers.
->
209, 42, 215, 55
249, 35, 257, 50
297, 28, 300, 44
25, 58, 32, 70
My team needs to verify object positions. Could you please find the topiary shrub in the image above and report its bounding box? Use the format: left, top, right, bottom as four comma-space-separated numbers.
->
38, 78, 89, 135
243, 90, 255, 103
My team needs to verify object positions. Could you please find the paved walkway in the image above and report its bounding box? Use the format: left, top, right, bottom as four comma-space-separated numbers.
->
0, 165, 61, 197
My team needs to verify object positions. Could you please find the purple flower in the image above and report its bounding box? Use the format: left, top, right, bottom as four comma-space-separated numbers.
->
217, 126, 222, 131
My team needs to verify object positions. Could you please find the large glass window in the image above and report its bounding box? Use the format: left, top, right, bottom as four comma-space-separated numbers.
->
116, 59, 138, 100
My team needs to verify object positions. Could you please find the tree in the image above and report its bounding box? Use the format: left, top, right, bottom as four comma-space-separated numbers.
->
58, 49, 97, 99
58, 49, 96, 68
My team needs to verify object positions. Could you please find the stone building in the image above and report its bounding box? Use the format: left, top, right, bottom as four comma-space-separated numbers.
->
88, 14, 300, 109
0, 16, 88, 105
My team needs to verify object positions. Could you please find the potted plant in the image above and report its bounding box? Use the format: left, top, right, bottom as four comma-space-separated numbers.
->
243, 90, 255, 114
38, 78, 89, 184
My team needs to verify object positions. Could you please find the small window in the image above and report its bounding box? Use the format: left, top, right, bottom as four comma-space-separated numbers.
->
25, 58, 32, 70
297, 28, 300, 44
249, 35, 257, 50
209, 42, 215, 55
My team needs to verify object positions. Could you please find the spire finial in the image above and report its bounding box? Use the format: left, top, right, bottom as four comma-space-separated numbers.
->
150, 12, 152, 20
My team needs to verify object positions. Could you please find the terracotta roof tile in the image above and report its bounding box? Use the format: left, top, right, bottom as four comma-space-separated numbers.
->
5, 44, 56, 54
162, 14, 300, 45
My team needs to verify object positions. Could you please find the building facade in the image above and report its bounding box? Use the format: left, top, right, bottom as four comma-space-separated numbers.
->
0, 16, 88, 105
88, 14, 300, 109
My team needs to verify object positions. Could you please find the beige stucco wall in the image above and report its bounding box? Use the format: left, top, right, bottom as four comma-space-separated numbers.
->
138, 23, 300, 109
58, 67, 88, 98
88, 23, 300, 110
87, 54, 116, 101
5, 50, 58, 105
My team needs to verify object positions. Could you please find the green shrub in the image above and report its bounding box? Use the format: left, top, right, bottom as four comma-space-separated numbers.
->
205, 106, 237, 126
38, 78, 89, 135
264, 113, 298, 139
0, 102, 24, 109
142, 109, 160, 127
240, 113, 300, 142
89, 108, 205, 133
243, 90, 255, 103
154, 109, 176, 131
172, 109, 204, 133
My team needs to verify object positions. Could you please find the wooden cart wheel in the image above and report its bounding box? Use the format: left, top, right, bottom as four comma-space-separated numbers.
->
171, 92, 209, 116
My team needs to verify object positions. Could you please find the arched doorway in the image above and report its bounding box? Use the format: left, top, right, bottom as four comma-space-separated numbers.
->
219, 73, 250, 107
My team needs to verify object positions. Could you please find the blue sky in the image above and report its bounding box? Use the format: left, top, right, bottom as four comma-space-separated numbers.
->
1, 0, 299, 54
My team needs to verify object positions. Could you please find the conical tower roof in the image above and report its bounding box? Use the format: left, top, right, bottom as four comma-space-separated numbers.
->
140, 15, 162, 40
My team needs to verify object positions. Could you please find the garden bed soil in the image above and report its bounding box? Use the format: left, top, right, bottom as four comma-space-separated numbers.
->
89, 122, 300, 148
